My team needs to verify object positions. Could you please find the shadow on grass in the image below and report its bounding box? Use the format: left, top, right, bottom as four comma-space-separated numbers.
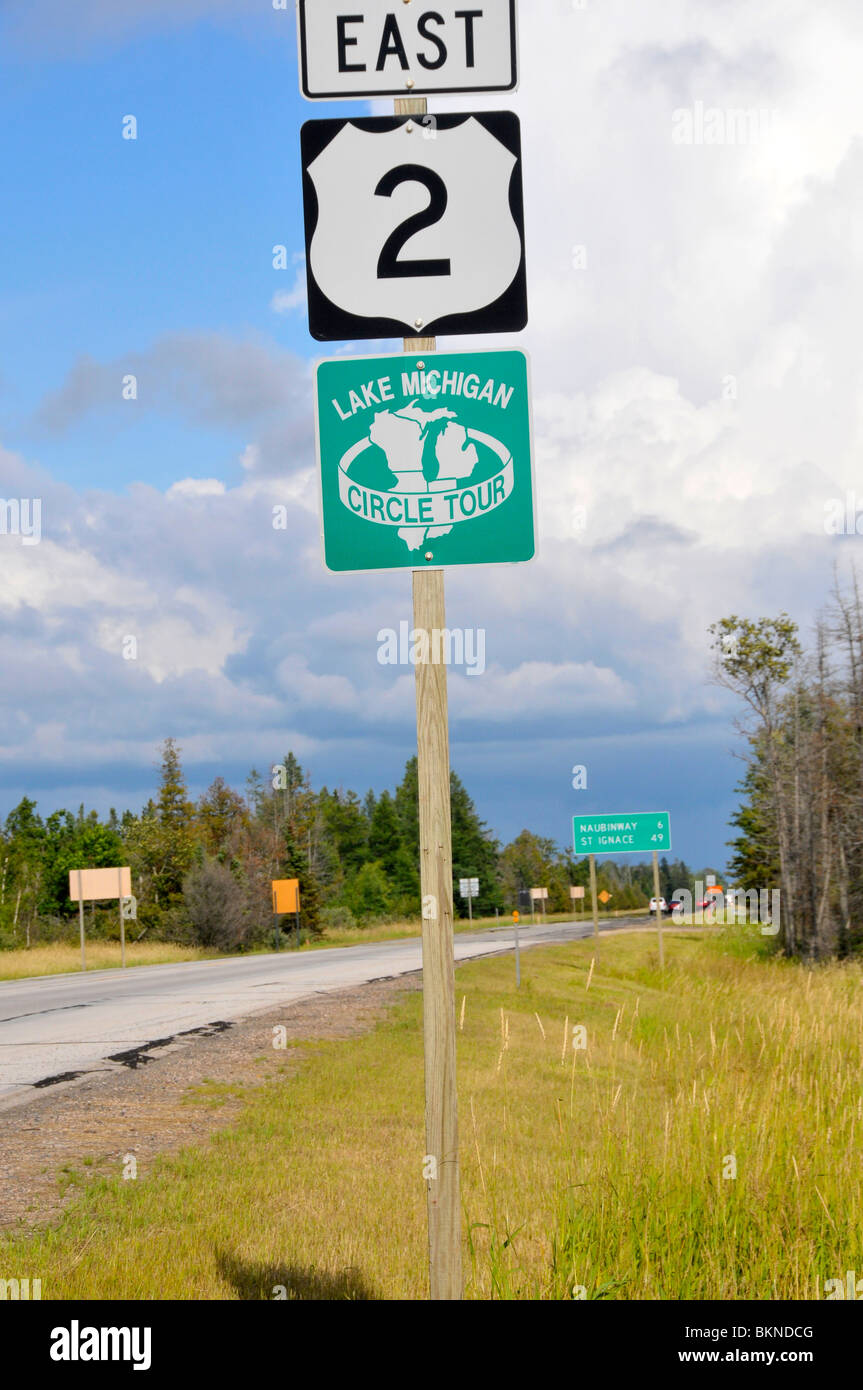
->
215, 1248, 378, 1301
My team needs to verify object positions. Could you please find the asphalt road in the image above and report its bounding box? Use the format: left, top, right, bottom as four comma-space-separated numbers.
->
0, 916, 644, 1110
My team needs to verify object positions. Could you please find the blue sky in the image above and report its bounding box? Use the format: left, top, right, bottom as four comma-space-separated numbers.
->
2, 0, 862, 872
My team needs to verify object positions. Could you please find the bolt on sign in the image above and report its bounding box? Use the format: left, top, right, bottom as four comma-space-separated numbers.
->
573, 812, 673, 857
315, 349, 534, 572
297, 1, 519, 100
272, 879, 300, 915
300, 112, 527, 341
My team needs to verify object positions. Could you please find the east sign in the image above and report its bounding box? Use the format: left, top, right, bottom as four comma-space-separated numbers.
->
297, 0, 519, 100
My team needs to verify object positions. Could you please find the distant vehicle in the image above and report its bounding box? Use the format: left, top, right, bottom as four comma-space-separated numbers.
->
649, 897, 667, 913
696, 897, 720, 918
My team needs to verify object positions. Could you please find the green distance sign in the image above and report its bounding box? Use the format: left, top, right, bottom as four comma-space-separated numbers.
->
573, 812, 673, 857
314, 349, 535, 573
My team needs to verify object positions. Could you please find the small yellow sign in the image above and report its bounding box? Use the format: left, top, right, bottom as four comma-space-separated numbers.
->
512, 910, 520, 923
598, 890, 612, 904
272, 879, 300, 915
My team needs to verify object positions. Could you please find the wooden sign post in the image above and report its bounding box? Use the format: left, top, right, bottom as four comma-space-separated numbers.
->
400, 93, 461, 1304
652, 850, 665, 969
589, 854, 600, 953
77, 869, 86, 972
299, 15, 531, 1304
118, 866, 126, 969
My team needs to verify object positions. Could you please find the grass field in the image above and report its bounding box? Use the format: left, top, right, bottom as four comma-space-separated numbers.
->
2, 928, 859, 1299
0, 941, 214, 981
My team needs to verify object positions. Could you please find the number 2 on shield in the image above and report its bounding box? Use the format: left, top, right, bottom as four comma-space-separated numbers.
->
375, 165, 451, 280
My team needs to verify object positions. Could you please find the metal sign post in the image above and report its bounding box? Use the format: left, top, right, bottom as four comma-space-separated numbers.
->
458, 878, 479, 923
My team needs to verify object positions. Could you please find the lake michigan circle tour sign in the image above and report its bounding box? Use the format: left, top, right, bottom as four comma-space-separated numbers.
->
315, 349, 535, 572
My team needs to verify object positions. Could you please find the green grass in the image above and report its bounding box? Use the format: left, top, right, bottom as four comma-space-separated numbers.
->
2, 928, 856, 1299
0, 941, 215, 981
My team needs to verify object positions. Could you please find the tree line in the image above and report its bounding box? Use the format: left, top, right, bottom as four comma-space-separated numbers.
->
0, 741, 710, 952
716, 567, 863, 959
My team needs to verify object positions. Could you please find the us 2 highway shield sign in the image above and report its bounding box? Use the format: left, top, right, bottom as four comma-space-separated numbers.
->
301, 112, 527, 341
297, 1, 519, 100
315, 349, 535, 572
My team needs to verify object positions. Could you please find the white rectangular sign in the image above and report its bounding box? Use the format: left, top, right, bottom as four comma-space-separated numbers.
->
69, 867, 131, 902
570, 886, 585, 900
530, 887, 548, 900
459, 878, 479, 897
298, 1, 518, 100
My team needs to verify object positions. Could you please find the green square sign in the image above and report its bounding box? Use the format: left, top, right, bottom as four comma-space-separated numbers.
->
573, 813, 673, 857
314, 349, 535, 573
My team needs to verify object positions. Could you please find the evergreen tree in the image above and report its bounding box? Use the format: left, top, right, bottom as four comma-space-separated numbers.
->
280, 823, 322, 934
368, 791, 401, 869
350, 861, 392, 921
394, 758, 420, 859
245, 768, 265, 817
319, 788, 370, 879
126, 739, 196, 904
198, 776, 247, 859
727, 755, 781, 891
450, 773, 501, 915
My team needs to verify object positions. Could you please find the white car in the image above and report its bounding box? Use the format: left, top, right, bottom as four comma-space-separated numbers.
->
649, 897, 667, 912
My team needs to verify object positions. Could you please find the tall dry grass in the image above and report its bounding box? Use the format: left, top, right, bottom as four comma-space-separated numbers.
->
1, 929, 858, 1299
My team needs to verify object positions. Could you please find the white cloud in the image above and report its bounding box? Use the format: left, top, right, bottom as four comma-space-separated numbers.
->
167, 478, 226, 500
4, 1, 863, 855
271, 261, 308, 316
